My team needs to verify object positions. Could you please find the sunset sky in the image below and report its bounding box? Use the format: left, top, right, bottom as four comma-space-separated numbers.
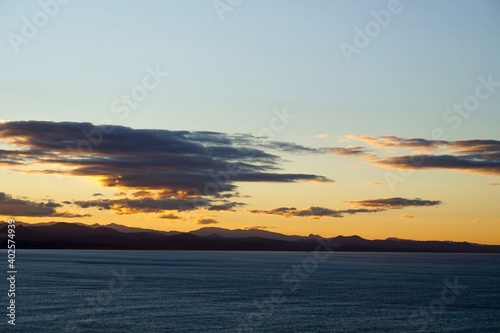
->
1, 0, 499, 244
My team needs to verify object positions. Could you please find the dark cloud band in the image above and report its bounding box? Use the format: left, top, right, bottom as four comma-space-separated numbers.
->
0, 121, 332, 199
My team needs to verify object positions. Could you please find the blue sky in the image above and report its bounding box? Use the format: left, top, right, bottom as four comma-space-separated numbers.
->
2, 0, 499, 139
1, 0, 499, 243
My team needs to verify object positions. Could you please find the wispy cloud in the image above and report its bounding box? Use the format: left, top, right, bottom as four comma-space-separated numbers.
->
0, 192, 90, 218
158, 213, 181, 220
197, 218, 219, 225
207, 202, 245, 211
73, 186, 244, 216
243, 225, 275, 230
326, 146, 368, 156
345, 135, 447, 150
340, 135, 500, 175
73, 196, 212, 214
250, 206, 383, 219
347, 197, 442, 208
373, 154, 500, 175
251, 197, 441, 219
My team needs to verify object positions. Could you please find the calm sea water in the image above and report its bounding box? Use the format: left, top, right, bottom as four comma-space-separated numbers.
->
3, 250, 500, 332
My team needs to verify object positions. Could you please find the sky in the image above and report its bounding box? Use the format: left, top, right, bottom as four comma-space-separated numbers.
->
0, 0, 499, 244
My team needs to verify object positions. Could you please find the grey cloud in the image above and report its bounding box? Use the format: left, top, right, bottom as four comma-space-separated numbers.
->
250, 196, 441, 219
374, 154, 500, 175
0, 121, 332, 200
0, 192, 90, 218
250, 206, 383, 219
348, 197, 442, 208
342, 135, 500, 175
197, 218, 218, 225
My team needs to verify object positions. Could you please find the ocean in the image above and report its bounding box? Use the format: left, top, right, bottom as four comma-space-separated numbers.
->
5, 250, 500, 332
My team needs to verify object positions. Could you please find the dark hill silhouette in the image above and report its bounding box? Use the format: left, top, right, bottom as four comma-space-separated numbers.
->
190, 227, 305, 241
1, 222, 499, 252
